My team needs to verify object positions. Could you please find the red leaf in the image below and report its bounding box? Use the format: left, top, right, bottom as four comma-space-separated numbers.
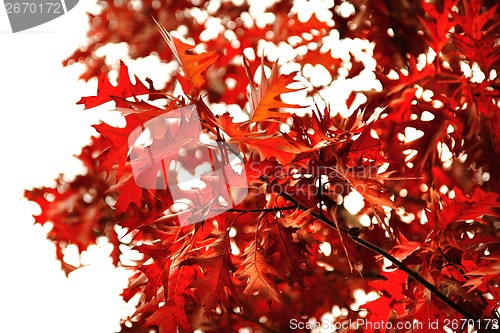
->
78, 61, 151, 109
24, 173, 113, 260
237, 242, 285, 303
363, 270, 408, 333
464, 255, 500, 292
93, 115, 143, 180
267, 223, 310, 286
143, 301, 192, 333
440, 186, 500, 226
107, 172, 143, 215
156, 21, 219, 96
244, 56, 304, 123
347, 124, 385, 167
182, 232, 239, 316
389, 240, 421, 262
345, 91, 357, 109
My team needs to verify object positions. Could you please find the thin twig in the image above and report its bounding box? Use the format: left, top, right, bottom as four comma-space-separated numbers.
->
225, 205, 297, 213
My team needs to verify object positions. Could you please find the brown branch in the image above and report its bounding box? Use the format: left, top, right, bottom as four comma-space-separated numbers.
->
260, 176, 496, 333
225, 205, 297, 213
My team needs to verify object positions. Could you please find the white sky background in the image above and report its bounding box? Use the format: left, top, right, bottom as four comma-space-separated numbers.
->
0, 2, 132, 332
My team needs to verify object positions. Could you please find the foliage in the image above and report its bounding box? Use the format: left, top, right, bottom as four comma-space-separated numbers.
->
26, 0, 500, 332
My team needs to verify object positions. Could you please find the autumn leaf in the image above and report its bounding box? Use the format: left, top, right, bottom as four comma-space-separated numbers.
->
346, 123, 386, 167
181, 232, 239, 316
238, 242, 285, 303
362, 269, 408, 333
93, 115, 144, 180
440, 186, 500, 227
24, 173, 114, 270
389, 240, 421, 262
463, 255, 500, 292
78, 61, 151, 109
267, 223, 310, 286
137, 259, 170, 302
143, 301, 192, 333
244, 56, 304, 123
107, 172, 143, 215
156, 19, 219, 96
419, 0, 456, 53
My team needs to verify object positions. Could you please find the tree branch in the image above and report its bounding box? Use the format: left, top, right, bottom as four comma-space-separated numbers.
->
226, 205, 297, 213
262, 177, 495, 333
